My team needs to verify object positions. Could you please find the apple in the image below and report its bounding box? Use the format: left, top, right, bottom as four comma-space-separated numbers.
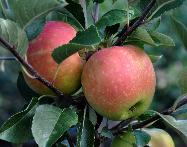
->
81, 45, 156, 120
111, 132, 136, 147
111, 128, 175, 147
23, 21, 84, 95
144, 128, 175, 147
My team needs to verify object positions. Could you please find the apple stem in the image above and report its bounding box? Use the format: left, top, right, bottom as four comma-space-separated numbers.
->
114, 0, 156, 46
111, 95, 187, 135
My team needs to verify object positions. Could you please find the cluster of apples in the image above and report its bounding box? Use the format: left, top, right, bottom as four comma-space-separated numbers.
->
23, 21, 174, 146
24, 20, 155, 120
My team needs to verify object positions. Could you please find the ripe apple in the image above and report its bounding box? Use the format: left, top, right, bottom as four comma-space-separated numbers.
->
23, 21, 84, 95
144, 128, 175, 147
111, 132, 136, 147
81, 45, 156, 120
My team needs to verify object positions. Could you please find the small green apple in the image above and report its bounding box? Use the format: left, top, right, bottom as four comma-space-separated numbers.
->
111, 132, 136, 147
81, 45, 156, 120
23, 21, 84, 95
144, 128, 175, 147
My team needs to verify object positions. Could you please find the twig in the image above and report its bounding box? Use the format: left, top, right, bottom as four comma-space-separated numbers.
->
0, 57, 17, 61
93, 1, 99, 23
114, 0, 156, 46
111, 95, 187, 135
110, 117, 135, 131
0, 36, 86, 106
0, 36, 66, 98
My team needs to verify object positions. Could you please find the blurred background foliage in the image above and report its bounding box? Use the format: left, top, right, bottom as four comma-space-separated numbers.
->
0, 0, 187, 146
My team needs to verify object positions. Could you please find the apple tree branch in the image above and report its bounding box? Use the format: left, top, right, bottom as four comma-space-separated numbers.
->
114, 0, 156, 45
0, 36, 64, 97
111, 95, 187, 135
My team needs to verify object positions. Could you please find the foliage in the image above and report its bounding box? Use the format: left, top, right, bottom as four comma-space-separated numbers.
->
0, 0, 187, 146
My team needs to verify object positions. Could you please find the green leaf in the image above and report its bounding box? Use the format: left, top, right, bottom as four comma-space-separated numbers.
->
150, 0, 185, 19
158, 113, 187, 143
172, 94, 187, 110
17, 72, 39, 101
32, 105, 78, 147
0, 98, 38, 143
139, 110, 157, 120
0, 18, 28, 56
77, 107, 95, 147
105, 24, 120, 38
145, 17, 161, 31
6, 0, 67, 28
156, 0, 170, 5
139, 0, 153, 11
25, 15, 46, 41
172, 108, 187, 120
79, 0, 88, 28
171, 16, 187, 50
149, 54, 163, 63
149, 31, 175, 47
0, 1, 3, 13
0, 10, 4, 18
89, 107, 97, 126
52, 26, 101, 63
66, 0, 85, 28
124, 38, 145, 48
127, 27, 174, 47
46, 11, 84, 31
52, 43, 91, 64
0, 1, 7, 18
134, 130, 151, 147
111, 131, 136, 147
100, 127, 113, 138
96, 9, 139, 30
0, 1, 2, 10
71, 25, 101, 45
128, 27, 156, 46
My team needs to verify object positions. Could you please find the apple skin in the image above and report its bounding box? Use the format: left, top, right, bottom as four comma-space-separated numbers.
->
111, 129, 175, 147
81, 45, 156, 120
111, 132, 135, 147
144, 128, 175, 147
23, 21, 84, 95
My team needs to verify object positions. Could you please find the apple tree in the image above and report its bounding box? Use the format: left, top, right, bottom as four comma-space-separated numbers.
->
0, 0, 187, 146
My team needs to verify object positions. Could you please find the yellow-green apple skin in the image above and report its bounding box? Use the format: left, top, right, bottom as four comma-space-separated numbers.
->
81, 45, 156, 120
111, 132, 136, 147
111, 129, 175, 147
23, 21, 84, 95
144, 128, 175, 147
